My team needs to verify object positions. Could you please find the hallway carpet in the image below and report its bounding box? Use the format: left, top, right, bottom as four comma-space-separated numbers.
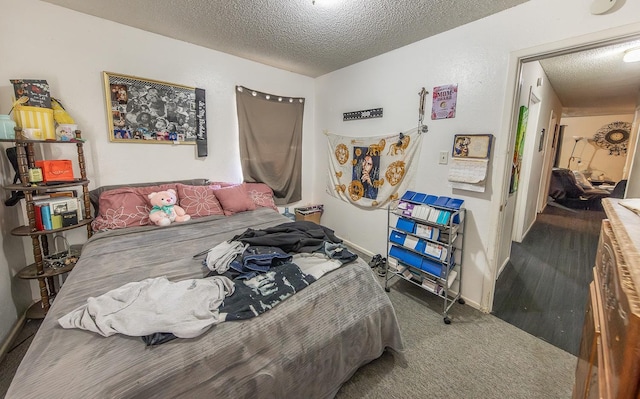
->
492, 205, 605, 356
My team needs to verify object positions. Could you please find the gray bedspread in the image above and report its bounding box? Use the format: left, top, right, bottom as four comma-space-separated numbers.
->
6, 208, 404, 398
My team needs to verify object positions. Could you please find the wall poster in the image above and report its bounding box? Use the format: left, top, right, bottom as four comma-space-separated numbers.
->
510, 106, 528, 194
431, 84, 458, 120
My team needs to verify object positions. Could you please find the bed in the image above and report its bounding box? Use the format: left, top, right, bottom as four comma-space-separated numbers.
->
6, 182, 404, 398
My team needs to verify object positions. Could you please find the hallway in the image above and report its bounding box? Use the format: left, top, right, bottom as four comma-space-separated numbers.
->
492, 205, 605, 355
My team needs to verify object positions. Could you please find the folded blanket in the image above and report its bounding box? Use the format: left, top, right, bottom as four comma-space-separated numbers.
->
58, 275, 234, 338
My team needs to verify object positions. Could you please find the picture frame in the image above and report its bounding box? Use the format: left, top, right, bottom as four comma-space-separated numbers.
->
102, 72, 206, 144
452, 133, 493, 159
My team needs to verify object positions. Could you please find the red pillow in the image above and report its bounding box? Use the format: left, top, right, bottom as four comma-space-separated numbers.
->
244, 183, 278, 211
91, 184, 176, 231
176, 183, 224, 218
211, 184, 257, 216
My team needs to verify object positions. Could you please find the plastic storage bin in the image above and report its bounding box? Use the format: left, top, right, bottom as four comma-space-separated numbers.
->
396, 217, 416, 233
389, 230, 407, 245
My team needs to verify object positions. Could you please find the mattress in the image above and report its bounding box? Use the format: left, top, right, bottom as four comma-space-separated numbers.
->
6, 207, 404, 398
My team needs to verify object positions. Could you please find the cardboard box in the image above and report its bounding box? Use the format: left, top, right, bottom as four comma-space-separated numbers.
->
295, 205, 323, 224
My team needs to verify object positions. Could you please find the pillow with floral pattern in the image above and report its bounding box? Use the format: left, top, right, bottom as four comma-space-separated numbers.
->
91, 184, 177, 231
176, 183, 224, 218
244, 183, 278, 211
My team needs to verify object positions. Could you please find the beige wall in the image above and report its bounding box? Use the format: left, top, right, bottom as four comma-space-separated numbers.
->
559, 114, 634, 182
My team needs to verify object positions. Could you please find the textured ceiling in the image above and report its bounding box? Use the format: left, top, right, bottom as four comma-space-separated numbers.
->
538, 38, 640, 117
41, 0, 527, 77
40, 0, 640, 115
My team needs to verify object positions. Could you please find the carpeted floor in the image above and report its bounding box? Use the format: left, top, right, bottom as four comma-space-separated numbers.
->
336, 272, 576, 398
0, 318, 41, 398
1, 263, 576, 399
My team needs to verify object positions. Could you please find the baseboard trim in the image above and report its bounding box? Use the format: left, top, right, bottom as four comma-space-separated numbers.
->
339, 238, 376, 259
497, 256, 510, 278
0, 313, 26, 365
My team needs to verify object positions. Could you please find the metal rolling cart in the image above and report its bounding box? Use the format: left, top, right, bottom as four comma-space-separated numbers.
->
383, 195, 465, 324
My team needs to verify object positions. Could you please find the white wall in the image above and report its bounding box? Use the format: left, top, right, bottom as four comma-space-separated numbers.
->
0, 0, 315, 344
627, 94, 640, 197
315, 0, 640, 311
512, 61, 563, 243
559, 114, 634, 182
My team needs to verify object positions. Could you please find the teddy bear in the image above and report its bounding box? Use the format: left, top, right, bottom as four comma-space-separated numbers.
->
148, 189, 191, 226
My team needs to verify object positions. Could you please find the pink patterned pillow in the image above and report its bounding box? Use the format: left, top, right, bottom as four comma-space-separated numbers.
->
91, 184, 176, 231
211, 184, 257, 216
244, 183, 278, 211
176, 183, 224, 218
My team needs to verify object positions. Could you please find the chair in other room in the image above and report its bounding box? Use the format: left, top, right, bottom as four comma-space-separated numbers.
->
548, 168, 610, 210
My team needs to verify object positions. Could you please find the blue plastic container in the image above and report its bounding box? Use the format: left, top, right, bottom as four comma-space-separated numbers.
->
389, 230, 407, 245
420, 257, 444, 278
396, 217, 416, 233
389, 245, 423, 269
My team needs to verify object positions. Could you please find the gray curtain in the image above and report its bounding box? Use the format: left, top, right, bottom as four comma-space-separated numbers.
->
236, 86, 304, 204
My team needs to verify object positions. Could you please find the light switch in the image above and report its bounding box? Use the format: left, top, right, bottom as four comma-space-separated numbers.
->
439, 151, 448, 165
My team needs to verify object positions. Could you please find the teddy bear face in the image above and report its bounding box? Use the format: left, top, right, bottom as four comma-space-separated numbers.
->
148, 189, 178, 207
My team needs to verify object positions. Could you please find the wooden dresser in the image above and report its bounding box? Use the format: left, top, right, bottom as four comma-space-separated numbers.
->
573, 198, 640, 399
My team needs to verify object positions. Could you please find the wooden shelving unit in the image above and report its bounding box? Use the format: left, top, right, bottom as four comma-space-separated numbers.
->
2, 128, 93, 318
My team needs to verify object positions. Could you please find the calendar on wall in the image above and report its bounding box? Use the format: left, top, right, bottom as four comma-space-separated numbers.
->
448, 134, 493, 192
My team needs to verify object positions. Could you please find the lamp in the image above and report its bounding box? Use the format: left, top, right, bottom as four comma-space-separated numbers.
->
623, 48, 640, 63
567, 136, 585, 168
578, 139, 601, 179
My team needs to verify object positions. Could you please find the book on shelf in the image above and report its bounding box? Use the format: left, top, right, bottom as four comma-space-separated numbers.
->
33, 204, 44, 230
61, 210, 78, 227
51, 214, 63, 229
40, 205, 53, 230
31, 196, 82, 231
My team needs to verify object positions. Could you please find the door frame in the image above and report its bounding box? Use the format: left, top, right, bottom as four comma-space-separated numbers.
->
483, 26, 640, 312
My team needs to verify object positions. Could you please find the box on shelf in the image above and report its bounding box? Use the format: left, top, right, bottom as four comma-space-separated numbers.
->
398, 201, 416, 216
13, 103, 56, 140
416, 223, 440, 240
295, 205, 323, 224
35, 160, 74, 182
404, 235, 419, 249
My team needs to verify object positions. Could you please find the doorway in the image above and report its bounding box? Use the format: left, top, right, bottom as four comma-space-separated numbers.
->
489, 33, 640, 352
